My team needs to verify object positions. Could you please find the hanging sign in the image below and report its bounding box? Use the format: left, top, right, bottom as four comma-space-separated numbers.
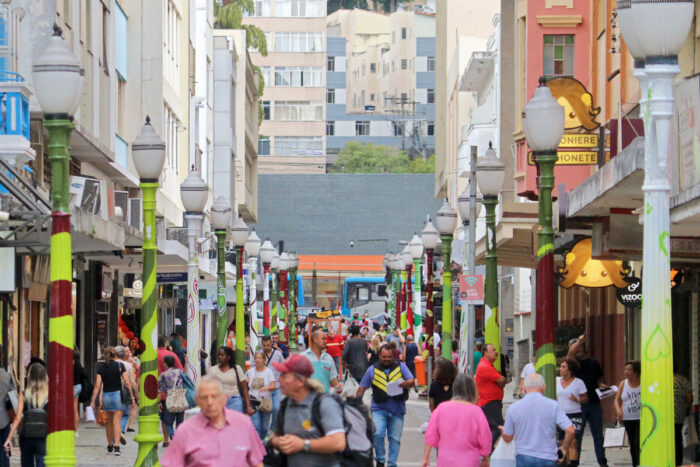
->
459, 274, 484, 304
616, 277, 642, 308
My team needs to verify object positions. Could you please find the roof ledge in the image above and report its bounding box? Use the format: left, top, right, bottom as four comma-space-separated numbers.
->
536, 15, 583, 28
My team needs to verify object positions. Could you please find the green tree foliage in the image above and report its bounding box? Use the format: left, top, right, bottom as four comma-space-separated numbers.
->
213, 0, 268, 57
330, 142, 434, 173
327, 0, 369, 14
374, 0, 410, 13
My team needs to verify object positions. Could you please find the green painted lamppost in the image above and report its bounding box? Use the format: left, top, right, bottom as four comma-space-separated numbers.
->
211, 196, 232, 348
130, 118, 167, 466
279, 252, 291, 344
393, 253, 405, 331
34, 25, 84, 467
409, 234, 424, 340
476, 142, 506, 371
617, 2, 693, 464
231, 216, 249, 368
260, 239, 275, 336
271, 252, 280, 334
288, 253, 300, 349
401, 246, 413, 334
522, 77, 565, 400
180, 168, 209, 385
435, 200, 458, 361
421, 220, 439, 385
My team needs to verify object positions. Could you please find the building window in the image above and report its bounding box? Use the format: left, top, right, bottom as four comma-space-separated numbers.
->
362, 64, 366, 76
370, 93, 375, 102
543, 35, 574, 77
427, 88, 435, 104
356, 121, 370, 136
392, 122, 403, 136
401, 27, 407, 39
427, 56, 436, 71
274, 136, 323, 156
326, 121, 335, 136
427, 121, 435, 136
115, 134, 128, 167
327, 88, 335, 104
401, 59, 407, 70
274, 32, 324, 52
258, 136, 271, 155
275, 0, 325, 17
392, 31, 395, 43
163, 0, 180, 88
401, 92, 408, 102
273, 101, 324, 121
392, 61, 395, 72
327, 56, 335, 71
261, 66, 271, 86
252, 0, 271, 16
370, 63, 376, 73
262, 101, 271, 120
115, 2, 128, 81
383, 62, 389, 75
274, 66, 324, 87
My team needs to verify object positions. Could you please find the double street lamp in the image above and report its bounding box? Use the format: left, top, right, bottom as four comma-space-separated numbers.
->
33, 25, 84, 466
421, 220, 439, 383
245, 230, 261, 344
180, 168, 208, 384
211, 197, 232, 348
271, 252, 280, 334
231, 216, 249, 368
523, 77, 565, 400
409, 234, 424, 339
476, 142, 505, 371
435, 201, 458, 361
260, 240, 275, 336
288, 253, 300, 349
617, 2, 693, 464
401, 246, 413, 336
279, 252, 291, 344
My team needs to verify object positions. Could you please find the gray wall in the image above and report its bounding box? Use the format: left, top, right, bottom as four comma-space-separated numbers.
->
252, 174, 443, 255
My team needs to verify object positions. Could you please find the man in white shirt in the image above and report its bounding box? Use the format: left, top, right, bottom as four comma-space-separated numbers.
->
516, 356, 536, 399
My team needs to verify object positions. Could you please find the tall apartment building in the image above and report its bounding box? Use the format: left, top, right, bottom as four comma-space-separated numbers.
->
326, 8, 435, 164
243, 0, 327, 174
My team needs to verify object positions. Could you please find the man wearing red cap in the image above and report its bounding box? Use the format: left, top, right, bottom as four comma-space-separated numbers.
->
270, 354, 346, 467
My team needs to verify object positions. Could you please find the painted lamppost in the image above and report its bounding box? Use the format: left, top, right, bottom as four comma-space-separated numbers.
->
617, 2, 693, 463
476, 142, 505, 371
260, 240, 275, 336
180, 168, 208, 384
231, 216, 249, 368
245, 230, 261, 346
130, 118, 166, 466
33, 25, 84, 467
288, 253, 300, 349
435, 200, 458, 361
211, 196, 232, 348
457, 183, 482, 374
271, 252, 280, 334
401, 247, 414, 337
409, 234, 424, 340
393, 253, 405, 331
522, 77, 565, 399
421, 220, 439, 384
384, 253, 394, 326
279, 252, 291, 344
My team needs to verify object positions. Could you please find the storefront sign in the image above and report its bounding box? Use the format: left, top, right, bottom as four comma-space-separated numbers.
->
559, 134, 598, 148
157, 272, 188, 283
459, 274, 484, 304
528, 151, 598, 165
616, 277, 642, 308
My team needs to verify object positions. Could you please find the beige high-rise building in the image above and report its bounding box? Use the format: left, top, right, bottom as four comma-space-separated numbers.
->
243, 0, 327, 174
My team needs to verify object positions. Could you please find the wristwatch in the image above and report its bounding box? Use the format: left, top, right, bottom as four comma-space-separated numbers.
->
304, 440, 311, 453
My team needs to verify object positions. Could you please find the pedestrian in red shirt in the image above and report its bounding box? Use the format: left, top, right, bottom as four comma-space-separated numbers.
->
474, 343, 506, 448
325, 325, 344, 375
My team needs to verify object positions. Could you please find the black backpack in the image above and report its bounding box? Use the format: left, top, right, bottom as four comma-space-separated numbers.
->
22, 395, 47, 439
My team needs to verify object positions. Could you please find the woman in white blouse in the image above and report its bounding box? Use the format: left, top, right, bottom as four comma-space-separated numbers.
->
246, 351, 276, 440
556, 357, 588, 467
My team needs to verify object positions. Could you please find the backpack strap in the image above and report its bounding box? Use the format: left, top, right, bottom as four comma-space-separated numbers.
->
310, 392, 326, 436
276, 397, 289, 435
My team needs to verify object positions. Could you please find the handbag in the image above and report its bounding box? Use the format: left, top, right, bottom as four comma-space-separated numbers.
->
119, 363, 132, 405
165, 371, 189, 413
181, 373, 196, 408
490, 437, 516, 467
259, 397, 273, 413
603, 422, 628, 448
96, 408, 107, 426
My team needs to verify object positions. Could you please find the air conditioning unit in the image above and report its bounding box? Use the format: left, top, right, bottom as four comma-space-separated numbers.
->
128, 198, 142, 231
114, 190, 128, 222
69, 176, 102, 214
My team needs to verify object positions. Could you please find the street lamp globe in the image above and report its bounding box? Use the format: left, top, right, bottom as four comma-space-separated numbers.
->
291, 253, 300, 268
617, 0, 693, 60
409, 234, 423, 260
401, 246, 412, 267
435, 200, 459, 235
279, 252, 291, 271
457, 184, 483, 222
260, 240, 275, 264
522, 77, 565, 151
245, 230, 261, 257
132, 117, 166, 180
180, 168, 208, 214
33, 25, 84, 117
231, 216, 249, 247
436, 237, 443, 256
211, 197, 232, 231
271, 253, 280, 271
421, 220, 439, 250
476, 142, 506, 198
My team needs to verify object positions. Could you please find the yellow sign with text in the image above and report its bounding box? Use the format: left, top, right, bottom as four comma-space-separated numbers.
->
559, 134, 599, 148
528, 151, 598, 166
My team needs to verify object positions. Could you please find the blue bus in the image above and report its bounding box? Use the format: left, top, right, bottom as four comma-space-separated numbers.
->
341, 277, 387, 318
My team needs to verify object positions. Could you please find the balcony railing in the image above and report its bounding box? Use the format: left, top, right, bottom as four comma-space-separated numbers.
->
0, 71, 29, 139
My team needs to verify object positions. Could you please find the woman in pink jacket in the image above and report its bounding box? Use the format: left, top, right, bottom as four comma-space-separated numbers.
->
422, 373, 492, 467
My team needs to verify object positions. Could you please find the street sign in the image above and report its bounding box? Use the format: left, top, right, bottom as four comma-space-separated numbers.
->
459, 274, 484, 304
528, 151, 598, 166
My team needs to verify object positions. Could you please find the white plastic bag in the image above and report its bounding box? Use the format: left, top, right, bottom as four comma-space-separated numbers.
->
491, 437, 516, 467
85, 406, 96, 423
341, 374, 359, 399
603, 423, 628, 448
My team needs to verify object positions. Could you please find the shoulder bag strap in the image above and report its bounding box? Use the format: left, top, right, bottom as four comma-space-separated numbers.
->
233, 365, 245, 400
266, 349, 276, 366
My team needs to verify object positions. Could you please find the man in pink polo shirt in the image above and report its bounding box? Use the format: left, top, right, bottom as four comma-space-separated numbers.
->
162, 375, 265, 467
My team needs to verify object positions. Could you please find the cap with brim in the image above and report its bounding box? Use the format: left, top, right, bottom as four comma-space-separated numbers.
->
271, 354, 314, 378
